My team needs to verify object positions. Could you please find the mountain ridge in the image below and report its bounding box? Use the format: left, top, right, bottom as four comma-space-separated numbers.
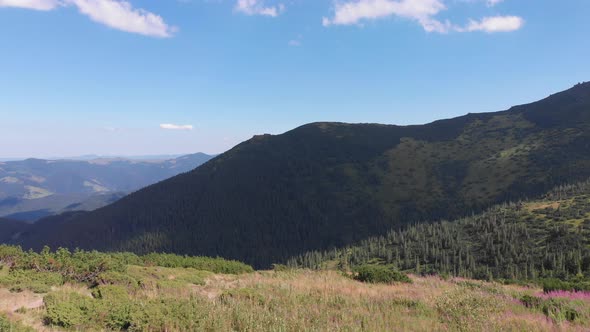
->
8, 83, 590, 267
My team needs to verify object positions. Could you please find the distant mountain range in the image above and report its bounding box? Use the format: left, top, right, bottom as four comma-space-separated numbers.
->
0, 154, 188, 162
5, 82, 590, 268
0, 153, 214, 221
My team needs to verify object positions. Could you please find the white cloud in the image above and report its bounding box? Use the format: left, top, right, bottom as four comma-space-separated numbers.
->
160, 124, 194, 131
322, 0, 523, 34
486, 0, 503, 6
0, 0, 61, 10
69, 0, 175, 37
322, 0, 450, 32
0, 0, 175, 38
464, 15, 523, 32
235, 0, 284, 17
288, 34, 303, 47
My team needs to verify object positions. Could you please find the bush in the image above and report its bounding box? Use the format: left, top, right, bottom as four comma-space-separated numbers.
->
44, 291, 94, 329
541, 278, 590, 293
96, 271, 140, 291
128, 297, 208, 332
0, 269, 63, 293
1, 246, 127, 285
141, 253, 253, 274
519, 295, 580, 323
91, 285, 134, 330
353, 265, 412, 284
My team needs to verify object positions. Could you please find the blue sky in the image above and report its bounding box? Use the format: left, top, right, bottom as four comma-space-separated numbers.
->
0, 0, 589, 158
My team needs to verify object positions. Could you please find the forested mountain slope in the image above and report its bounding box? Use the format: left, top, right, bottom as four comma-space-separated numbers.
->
0, 218, 30, 243
10, 83, 590, 267
290, 180, 590, 281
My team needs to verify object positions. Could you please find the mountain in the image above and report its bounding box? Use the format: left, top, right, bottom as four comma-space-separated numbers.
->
0, 153, 213, 221
9, 83, 590, 267
290, 180, 590, 280
0, 218, 30, 243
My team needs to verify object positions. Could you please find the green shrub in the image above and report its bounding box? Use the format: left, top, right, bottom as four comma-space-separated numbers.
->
92, 285, 134, 330
520, 294, 543, 308
141, 253, 253, 274
128, 297, 208, 332
0, 245, 253, 282
44, 291, 94, 329
520, 295, 581, 323
0, 269, 63, 293
541, 278, 590, 293
96, 271, 140, 291
0, 246, 127, 285
353, 265, 412, 284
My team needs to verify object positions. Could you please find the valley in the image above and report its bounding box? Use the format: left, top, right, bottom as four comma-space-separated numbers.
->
0, 154, 213, 221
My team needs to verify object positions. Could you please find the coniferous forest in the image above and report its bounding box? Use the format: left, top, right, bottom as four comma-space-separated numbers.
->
290, 180, 590, 287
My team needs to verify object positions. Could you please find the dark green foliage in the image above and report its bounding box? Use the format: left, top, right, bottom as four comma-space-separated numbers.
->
44, 291, 94, 329
44, 288, 209, 331
128, 297, 208, 332
9, 83, 590, 268
0, 269, 63, 293
0, 246, 126, 284
541, 278, 590, 293
353, 265, 411, 284
520, 295, 581, 323
0, 245, 252, 287
141, 253, 253, 274
96, 271, 140, 292
291, 180, 590, 282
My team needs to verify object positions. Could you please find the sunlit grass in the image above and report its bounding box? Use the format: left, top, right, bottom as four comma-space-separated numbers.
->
2, 267, 588, 331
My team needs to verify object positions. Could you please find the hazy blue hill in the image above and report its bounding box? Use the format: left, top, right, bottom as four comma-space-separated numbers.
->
10, 83, 590, 267
0, 153, 213, 221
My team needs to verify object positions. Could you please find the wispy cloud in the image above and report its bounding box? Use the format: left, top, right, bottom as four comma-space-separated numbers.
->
0, 0, 61, 10
288, 34, 303, 47
70, 0, 176, 37
0, 0, 175, 38
462, 15, 523, 32
486, 0, 503, 7
322, 0, 450, 32
322, 0, 523, 34
235, 0, 284, 17
160, 124, 194, 131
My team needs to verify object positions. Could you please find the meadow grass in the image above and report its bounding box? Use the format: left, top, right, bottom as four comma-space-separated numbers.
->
1, 267, 589, 331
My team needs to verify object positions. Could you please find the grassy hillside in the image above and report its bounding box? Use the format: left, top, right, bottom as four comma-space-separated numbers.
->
291, 180, 590, 284
10, 83, 590, 267
0, 246, 589, 331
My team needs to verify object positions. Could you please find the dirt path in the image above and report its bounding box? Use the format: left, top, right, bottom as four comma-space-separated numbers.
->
0, 289, 44, 312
